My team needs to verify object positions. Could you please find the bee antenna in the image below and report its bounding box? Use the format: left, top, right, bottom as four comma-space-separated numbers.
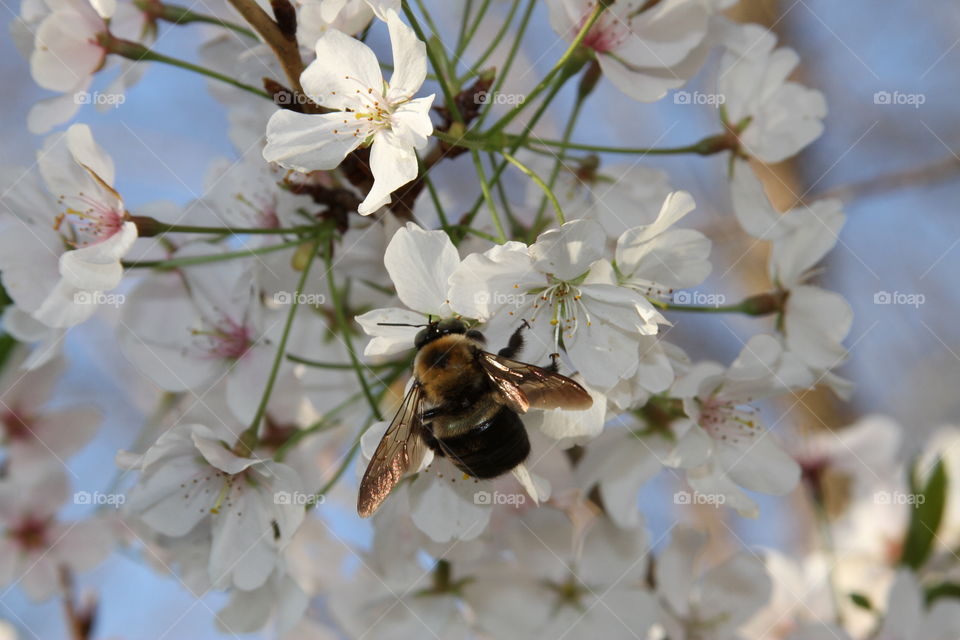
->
376, 322, 429, 327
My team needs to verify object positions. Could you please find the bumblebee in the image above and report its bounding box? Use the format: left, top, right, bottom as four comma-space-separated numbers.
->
357, 317, 592, 518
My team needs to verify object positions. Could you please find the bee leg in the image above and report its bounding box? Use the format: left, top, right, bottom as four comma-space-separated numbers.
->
546, 352, 560, 373
422, 397, 470, 421
498, 320, 530, 358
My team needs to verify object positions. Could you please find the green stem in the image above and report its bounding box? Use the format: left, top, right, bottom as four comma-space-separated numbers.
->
456, 0, 492, 61
121, 235, 315, 270
103, 36, 270, 99
325, 243, 384, 421
460, 74, 575, 235
472, 0, 535, 131
471, 151, 507, 242
649, 291, 784, 316
516, 133, 734, 156
135, 218, 324, 236
138, 0, 258, 39
404, 2, 461, 122
459, 0, 521, 82
485, 0, 604, 135
532, 66, 593, 232
286, 354, 397, 370
455, 0, 475, 58
311, 427, 365, 505
502, 151, 565, 225
237, 236, 324, 454
812, 494, 846, 626
650, 301, 750, 314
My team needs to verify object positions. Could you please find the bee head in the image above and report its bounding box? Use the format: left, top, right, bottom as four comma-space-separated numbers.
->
414, 317, 467, 349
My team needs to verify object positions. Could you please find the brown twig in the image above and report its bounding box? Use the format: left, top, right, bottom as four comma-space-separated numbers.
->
810, 155, 960, 204
225, 0, 322, 113
59, 567, 95, 640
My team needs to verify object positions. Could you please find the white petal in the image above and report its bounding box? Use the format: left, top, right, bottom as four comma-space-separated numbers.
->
447, 241, 537, 320
699, 553, 772, 628
355, 307, 425, 356
383, 223, 459, 315
531, 218, 606, 281
301, 27, 384, 110
656, 526, 707, 617
385, 9, 426, 98
263, 110, 364, 173
58, 221, 137, 291
408, 461, 491, 542
65, 122, 116, 186
784, 286, 852, 370
358, 134, 419, 215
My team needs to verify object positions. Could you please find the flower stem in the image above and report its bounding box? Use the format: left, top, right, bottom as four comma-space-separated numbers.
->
121, 235, 315, 270
130, 215, 325, 237
471, 152, 507, 242
403, 2, 462, 122
472, 0, 536, 131
286, 354, 398, 370
502, 151, 565, 225
516, 132, 737, 156
325, 243, 384, 421
485, 0, 605, 135
531, 61, 596, 234
135, 0, 257, 39
237, 235, 324, 454
224, 0, 314, 108
102, 36, 271, 99
458, 0, 520, 82
456, 0, 492, 61
650, 291, 785, 316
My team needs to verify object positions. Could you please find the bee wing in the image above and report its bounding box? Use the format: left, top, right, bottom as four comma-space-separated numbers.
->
478, 352, 593, 413
357, 382, 428, 518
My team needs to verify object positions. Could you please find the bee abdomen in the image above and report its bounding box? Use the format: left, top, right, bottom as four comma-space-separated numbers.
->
434, 406, 530, 479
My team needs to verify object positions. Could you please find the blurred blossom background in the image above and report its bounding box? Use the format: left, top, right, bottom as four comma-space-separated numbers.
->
2, 0, 960, 637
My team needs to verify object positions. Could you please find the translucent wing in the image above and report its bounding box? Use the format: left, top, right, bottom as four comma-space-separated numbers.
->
357, 382, 428, 518
478, 352, 593, 414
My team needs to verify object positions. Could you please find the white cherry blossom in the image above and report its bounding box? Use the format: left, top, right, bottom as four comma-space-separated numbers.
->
672, 334, 812, 517
354, 222, 463, 357
263, 9, 434, 214
1, 125, 136, 330
654, 526, 772, 639
450, 218, 664, 390
547, 0, 714, 102
120, 422, 306, 591
0, 354, 100, 480
718, 24, 828, 163
0, 469, 113, 602
731, 159, 853, 396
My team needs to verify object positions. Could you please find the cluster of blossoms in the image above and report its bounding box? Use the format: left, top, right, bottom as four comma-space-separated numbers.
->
0, 0, 955, 639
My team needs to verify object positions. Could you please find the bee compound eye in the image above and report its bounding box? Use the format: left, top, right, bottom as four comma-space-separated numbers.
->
414, 328, 429, 349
